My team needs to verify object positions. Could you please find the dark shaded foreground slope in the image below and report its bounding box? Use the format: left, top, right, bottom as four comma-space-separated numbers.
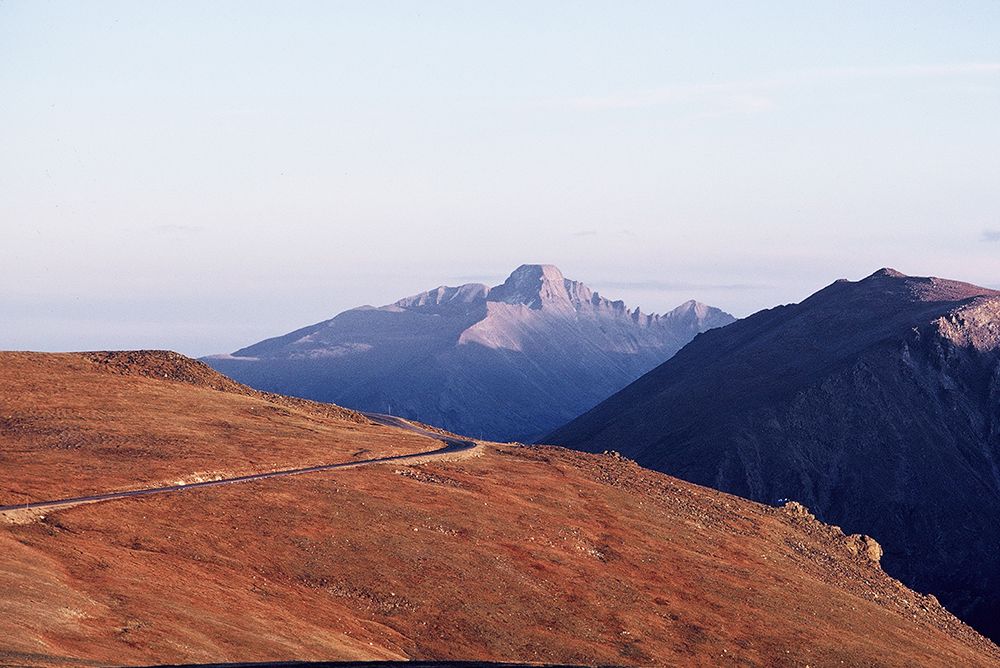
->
1, 351, 998, 667
547, 268, 1000, 640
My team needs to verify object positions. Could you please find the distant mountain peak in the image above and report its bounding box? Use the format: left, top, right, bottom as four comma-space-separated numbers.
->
832, 267, 1000, 305
487, 264, 571, 309
866, 267, 907, 279
668, 299, 710, 316
518, 263, 564, 279
206, 264, 735, 442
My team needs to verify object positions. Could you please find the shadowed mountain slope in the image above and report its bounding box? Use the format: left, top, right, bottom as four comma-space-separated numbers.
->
546, 268, 1000, 640
2, 351, 999, 666
203, 265, 734, 442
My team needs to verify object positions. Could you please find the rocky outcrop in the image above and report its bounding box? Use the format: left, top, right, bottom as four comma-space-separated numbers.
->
782, 501, 882, 565
781, 501, 815, 521
204, 265, 735, 442
546, 268, 1000, 641
845, 534, 883, 564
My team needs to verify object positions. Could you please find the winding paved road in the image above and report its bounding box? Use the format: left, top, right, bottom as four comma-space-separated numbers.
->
0, 412, 477, 514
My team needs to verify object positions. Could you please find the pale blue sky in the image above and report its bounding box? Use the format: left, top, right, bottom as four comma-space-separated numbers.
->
2, 1, 998, 355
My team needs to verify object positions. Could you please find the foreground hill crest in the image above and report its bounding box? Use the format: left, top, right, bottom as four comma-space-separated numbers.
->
2, 351, 999, 666
205, 265, 735, 441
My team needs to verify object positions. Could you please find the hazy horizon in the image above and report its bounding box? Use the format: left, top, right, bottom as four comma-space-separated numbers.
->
3, 2, 998, 356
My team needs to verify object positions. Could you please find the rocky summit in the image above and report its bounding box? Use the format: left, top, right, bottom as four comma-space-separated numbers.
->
204, 265, 734, 442
546, 268, 1000, 641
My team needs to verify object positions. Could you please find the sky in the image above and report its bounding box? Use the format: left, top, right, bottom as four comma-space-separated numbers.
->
2, 1, 998, 356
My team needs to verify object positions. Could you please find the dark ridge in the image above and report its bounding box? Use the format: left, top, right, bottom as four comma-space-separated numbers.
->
544, 269, 1000, 641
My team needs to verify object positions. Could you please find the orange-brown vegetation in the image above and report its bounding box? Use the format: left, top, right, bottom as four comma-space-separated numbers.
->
0, 352, 428, 505
1, 352, 998, 667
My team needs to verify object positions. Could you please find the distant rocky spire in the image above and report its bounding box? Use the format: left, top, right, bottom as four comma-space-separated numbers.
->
487, 264, 571, 309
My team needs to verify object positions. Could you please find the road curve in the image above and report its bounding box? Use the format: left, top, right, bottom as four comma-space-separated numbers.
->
0, 412, 478, 514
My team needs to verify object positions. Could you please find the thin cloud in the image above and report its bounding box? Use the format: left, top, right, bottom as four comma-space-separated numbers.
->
153, 224, 203, 235
596, 280, 772, 292
447, 274, 505, 284
573, 229, 598, 237
982, 229, 1000, 242
212, 108, 268, 118
566, 62, 1000, 111
568, 81, 779, 111
822, 63, 1000, 78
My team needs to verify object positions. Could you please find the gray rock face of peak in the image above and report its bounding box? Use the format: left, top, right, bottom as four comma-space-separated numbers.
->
487, 264, 571, 309
205, 265, 735, 442
395, 283, 489, 311
546, 268, 1000, 642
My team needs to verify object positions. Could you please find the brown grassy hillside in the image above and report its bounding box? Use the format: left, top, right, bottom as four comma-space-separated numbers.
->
1, 352, 997, 667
